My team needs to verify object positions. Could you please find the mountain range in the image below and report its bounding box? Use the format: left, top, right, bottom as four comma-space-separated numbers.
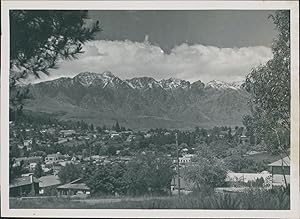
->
24, 71, 251, 130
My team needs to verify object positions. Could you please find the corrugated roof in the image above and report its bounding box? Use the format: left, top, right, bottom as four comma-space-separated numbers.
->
9, 176, 39, 188
39, 175, 61, 188
56, 178, 90, 191
57, 183, 90, 190
268, 156, 290, 167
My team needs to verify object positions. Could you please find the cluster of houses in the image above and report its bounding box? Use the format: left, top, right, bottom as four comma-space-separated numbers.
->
10, 154, 291, 198
9, 151, 136, 197
10, 173, 91, 197
9, 121, 291, 198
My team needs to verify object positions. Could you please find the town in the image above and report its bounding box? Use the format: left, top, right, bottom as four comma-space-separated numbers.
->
9, 111, 290, 200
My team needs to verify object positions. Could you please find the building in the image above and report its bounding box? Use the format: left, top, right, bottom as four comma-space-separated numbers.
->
44, 127, 56, 134
268, 156, 290, 187
126, 134, 136, 142
23, 139, 33, 147
178, 154, 194, 165
39, 175, 61, 195
240, 135, 249, 145
57, 138, 69, 144
14, 156, 43, 167
45, 153, 65, 163
225, 170, 272, 188
110, 133, 121, 139
56, 178, 91, 196
10, 174, 39, 197
59, 129, 76, 137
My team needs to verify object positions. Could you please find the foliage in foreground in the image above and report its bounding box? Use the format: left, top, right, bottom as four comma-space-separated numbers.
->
244, 10, 290, 163
10, 188, 290, 210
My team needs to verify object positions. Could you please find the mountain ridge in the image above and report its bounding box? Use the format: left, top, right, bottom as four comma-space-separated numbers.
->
34, 71, 245, 91
25, 71, 250, 129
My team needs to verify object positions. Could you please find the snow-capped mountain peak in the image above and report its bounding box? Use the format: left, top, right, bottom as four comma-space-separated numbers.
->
159, 78, 190, 89
74, 72, 102, 86
126, 77, 161, 89
102, 71, 115, 78
72, 71, 242, 91
228, 81, 245, 89
206, 80, 239, 90
73, 71, 118, 87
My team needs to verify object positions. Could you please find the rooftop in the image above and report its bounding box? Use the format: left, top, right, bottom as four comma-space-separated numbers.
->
56, 178, 90, 191
39, 175, 61, 188
10, 175, 39, 188
268, 156, 290, 167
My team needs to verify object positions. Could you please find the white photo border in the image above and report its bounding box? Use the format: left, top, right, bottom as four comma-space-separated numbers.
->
1, 1, 299, 218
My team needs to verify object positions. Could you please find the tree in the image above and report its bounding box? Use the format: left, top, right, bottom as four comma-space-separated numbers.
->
244, 11, 290, 187
34, 162, 44, 178
96, 126, 102, 133
9, 159, 28, 182
10, 10, 101, 119
58, 163, 82, 184
245, 11, 290, 157
107, 145, 117, 156
123, 152, 174, 195
84, 162, 127, 195
182, 145, 227, 190
113, 121, 121, 132
90, 123, 94, 132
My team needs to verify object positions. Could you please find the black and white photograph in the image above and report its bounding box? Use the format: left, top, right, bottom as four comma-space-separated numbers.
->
1, 0, 299, 218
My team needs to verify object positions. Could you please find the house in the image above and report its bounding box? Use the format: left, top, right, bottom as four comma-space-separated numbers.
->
58, 160, 73, 167
41, 164, 52, 174
45, 153, 65, 163
57, 138, 69, 144
23, 139, 33, 147
170, 176, 194, 195
225, 170, 272, 188
39, 175, 61, 195
45, 127, 56, 134
240, 135, 249, 145
144, 133, 152, 138
110, 133, 121, 139
182, 148, 189, 153
268, 156, 290, 187
178, 154, 194, 165
59, 129, 76, 137
10, 174, 39, 197
56, 178, 91, 196
126, 134, 136, 142
14, 156, 43, 167
218, 130, 228, 138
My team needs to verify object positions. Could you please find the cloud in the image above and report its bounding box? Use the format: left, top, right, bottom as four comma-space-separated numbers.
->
33, 40, 273, 83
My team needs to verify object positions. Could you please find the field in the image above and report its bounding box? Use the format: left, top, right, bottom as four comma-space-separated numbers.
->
10, 189, 290, 209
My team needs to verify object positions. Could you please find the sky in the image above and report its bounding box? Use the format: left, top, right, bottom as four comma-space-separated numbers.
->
33, 10, 277, 83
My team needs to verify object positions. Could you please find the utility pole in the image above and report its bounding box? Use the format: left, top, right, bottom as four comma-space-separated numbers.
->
175, 132, 180, 196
